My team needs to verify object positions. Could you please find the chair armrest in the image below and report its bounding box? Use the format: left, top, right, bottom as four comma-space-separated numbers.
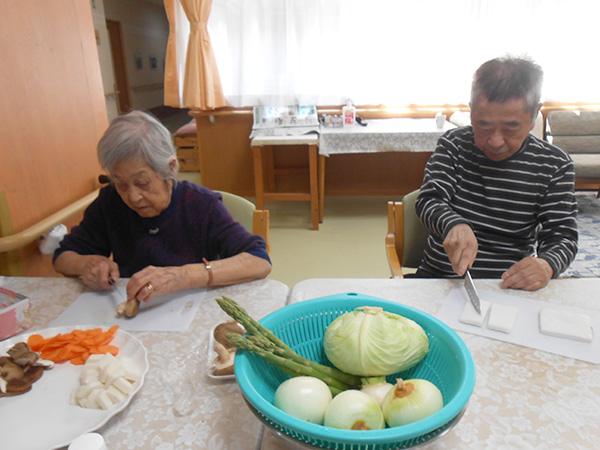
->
0, 189, 99, 253
385, 233, 403, 279
253, 209, 270, 255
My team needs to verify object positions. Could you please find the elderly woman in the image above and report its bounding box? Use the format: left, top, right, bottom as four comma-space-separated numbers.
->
53, 111, 271, 303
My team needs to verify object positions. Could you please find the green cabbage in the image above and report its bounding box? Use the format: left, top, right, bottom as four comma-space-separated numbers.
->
323, 306, 429, 377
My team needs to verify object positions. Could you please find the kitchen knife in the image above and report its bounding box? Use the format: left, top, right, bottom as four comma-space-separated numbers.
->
464, 270, 481, 315
108, 276, 126, 300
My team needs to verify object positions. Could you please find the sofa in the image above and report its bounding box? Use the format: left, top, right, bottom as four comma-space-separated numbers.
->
546, 111, 600, 186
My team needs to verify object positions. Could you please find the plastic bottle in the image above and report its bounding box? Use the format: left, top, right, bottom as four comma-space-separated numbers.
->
342, 102, 356, 127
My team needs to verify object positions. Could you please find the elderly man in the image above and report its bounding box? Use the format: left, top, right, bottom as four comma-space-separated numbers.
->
415, 56, 578, 291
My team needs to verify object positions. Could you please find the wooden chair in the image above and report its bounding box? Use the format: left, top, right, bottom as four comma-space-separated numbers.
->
216, 191, 271, 255
385, 189, 428, 278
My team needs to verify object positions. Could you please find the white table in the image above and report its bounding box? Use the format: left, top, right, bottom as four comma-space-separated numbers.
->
0, 276, 289, 450
318, 118, 455, 157
261, 277, 600, 449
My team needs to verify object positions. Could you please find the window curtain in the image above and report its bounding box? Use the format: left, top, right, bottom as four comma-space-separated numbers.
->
164, 0, 226, 110
163, 0, 180, 107
199, 0, 600, 108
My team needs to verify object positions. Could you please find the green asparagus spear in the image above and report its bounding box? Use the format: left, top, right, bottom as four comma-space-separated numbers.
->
216, 296, 360, 388
228, 333, 345, 395
216, 297, 292, 350
246, 335, 360, 387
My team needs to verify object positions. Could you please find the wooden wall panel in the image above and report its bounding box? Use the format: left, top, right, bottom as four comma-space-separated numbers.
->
0, 1, 108, 276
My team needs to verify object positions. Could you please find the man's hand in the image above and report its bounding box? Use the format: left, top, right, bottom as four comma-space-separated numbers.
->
443, 224, 478, 276
501, 257, 553, 291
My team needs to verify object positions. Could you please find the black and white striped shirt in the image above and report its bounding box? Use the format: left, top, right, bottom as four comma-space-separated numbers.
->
415, 126, 578, 279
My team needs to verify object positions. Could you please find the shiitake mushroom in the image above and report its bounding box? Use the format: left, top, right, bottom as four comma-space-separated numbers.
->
213, 321, 246, 350
0, 342, 53, 397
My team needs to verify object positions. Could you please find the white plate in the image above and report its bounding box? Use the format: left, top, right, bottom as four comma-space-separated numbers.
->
0, 325, 149, 450
206, 324, 235, 380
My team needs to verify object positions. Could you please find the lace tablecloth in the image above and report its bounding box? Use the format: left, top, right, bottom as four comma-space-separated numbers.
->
261, 277, 600, 449
318, 118, 455, 157
0, 276, 289, 450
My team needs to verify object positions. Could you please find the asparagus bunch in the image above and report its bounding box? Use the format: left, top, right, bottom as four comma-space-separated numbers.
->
216, 296, 360, 394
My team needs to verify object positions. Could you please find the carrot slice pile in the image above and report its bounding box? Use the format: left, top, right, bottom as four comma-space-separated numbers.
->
27, 325, 120, 365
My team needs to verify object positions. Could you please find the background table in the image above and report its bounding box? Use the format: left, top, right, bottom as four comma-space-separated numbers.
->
251, 135, 323, 230
0, 276, 289, 450
318, 118, 455, 157
261, 277, 600, 449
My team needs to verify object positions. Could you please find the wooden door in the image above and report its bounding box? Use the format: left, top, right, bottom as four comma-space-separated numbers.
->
106, 19, 131, 114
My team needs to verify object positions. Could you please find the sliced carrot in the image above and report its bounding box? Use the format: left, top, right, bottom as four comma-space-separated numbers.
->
31, 326, 120, 365
27, 334, 47, 351
41, 347, 63, 361
70, 356, 88, 365
96, 345, 119, 356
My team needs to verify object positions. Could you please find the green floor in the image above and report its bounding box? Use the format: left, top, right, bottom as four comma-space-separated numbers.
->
264, 196, 393, 288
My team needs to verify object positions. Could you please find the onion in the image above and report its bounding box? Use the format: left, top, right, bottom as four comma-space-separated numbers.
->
360, 376, 394, 407
381, 378, 443, 427
274, 376, 332, 424
323, 390, 385, 430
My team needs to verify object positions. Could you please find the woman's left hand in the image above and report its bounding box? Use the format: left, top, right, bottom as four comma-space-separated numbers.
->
126, 265, 187, 302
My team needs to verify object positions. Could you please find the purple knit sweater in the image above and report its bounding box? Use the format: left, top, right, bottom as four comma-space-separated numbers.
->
54, 181, 270, 277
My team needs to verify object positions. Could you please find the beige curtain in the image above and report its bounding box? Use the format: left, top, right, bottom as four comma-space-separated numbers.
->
163, 0, 180, 107
179, 0, 226, 110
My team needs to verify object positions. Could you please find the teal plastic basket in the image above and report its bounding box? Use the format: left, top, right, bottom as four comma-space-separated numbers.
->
234, 293, 476, 450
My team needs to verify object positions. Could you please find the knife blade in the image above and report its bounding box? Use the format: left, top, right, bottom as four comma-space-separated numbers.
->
108, 276, 126, 300
464, 270, 481, 315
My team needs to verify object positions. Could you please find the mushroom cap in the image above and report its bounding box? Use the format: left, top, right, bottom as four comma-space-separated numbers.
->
0, 362, 25, 382
214, 321, 246, 349
7, 342, 39, 366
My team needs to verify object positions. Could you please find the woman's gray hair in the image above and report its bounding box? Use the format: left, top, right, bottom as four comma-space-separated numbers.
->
97, 110, 179, 181
471, 56, 544, 121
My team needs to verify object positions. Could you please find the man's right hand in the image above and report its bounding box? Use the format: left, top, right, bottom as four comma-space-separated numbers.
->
443, 224, 478, 276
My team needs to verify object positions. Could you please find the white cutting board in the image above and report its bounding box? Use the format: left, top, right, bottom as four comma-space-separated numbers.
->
437, 286, 600, 364
50, 287, 205, 332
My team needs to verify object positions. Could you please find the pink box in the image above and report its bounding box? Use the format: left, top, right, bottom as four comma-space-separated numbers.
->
0, 286, 33, 341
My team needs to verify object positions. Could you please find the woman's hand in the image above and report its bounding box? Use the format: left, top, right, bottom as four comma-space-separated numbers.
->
126, 253, 272, 303
126, 265, 187, 303
54, 251, 119, 291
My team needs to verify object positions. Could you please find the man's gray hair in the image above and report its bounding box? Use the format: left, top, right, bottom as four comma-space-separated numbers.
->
471, 55, 544, 121
97, 110, 179, 180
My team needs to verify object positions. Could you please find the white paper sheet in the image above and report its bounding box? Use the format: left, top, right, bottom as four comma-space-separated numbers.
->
50, 288, 205, 332
437, 286, 600, 364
